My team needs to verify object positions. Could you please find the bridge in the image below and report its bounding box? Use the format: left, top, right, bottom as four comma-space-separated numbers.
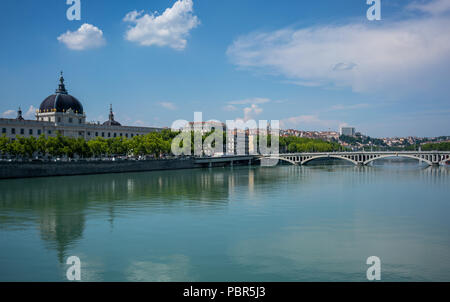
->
195, 152, 450, 167
259, 151, 450, 166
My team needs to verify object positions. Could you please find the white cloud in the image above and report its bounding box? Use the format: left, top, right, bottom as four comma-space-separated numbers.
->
2, 110, 15, 118
224, 97, 270, 121
281, 114, 341, 130
223, 104, 238, 111
24, 105, 36, 119
227, 11, 450, 96
283, 115, 321, 125
133, 120, 151, 127
407, 0, 450, 15
243, 104, 263, 121
330, 103, 369, 111
287, 80, 324, 87
159, 102, 177, 110
228, 97, 271, 105
332, 62, 357, 71
57, 24, 106, 50
124, 0, 200, 50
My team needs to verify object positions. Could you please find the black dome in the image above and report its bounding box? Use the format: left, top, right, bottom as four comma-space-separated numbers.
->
102, 120, 121, 126
40, 94, 84, 114
39, 72, 84, 114
102, 104, 121, 126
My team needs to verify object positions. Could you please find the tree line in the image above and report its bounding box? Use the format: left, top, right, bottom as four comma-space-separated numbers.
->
280, 136, 343, 153
4, 130, 444, 160
1, 131, 348, 159
407, 142, 450, 151
0, 130, 177, 159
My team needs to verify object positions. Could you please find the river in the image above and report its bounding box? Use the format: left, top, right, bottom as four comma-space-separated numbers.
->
0, 159, 449, 281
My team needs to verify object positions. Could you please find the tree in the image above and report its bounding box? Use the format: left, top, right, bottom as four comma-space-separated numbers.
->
281, 136, 341, 153
0, 135, 9, 156
87, 137, 108, 157
0, 130, 182, 160
36, 134, 47, 156
46, 136, 63, 157
421, 142, 450, 151
23, 136, 37, 158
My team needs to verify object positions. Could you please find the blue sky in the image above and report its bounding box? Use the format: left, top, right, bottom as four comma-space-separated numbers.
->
0, 0, 449, 137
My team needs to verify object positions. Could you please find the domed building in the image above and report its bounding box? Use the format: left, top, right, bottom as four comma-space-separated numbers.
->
36, 72, 87, 125
39, 74, 84, 114
0, 73, 162, 140
102, 104, 121, 127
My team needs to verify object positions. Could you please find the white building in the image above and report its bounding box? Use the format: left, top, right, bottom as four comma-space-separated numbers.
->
0, 73, 162, 140
340, 127, 356, 137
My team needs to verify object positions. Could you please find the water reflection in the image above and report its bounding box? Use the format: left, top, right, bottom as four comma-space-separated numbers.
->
0, 168, 260, 264
126, 255, 191, 282
0, 161, 449, 281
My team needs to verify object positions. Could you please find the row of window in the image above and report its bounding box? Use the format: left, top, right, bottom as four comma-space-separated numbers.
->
2, 128, 47, 135
40, 117, 83, 124
89, 132, 138, 138
63, 117, 82, 124
2, 127, 141, 138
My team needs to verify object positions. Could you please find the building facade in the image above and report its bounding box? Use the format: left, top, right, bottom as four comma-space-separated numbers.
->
0, 73, 162, 140
340, 127, 356, 137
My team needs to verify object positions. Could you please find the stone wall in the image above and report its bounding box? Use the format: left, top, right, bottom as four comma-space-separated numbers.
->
0, 159, 199, 179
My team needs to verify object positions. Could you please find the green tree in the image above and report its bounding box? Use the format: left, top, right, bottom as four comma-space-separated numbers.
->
87, 137, 108, 157
36, 134, 47, 156
0, 135, 9, 156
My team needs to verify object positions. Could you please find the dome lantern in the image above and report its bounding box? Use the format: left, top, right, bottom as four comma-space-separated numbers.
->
56, 71, 68, 94
102, 104, 121, 126
39, 72, 84, 115
17, 107, 24, 120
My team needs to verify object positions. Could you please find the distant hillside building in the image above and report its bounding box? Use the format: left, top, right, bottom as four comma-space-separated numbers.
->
340, 127, 356, 137
0, 73, 162, 140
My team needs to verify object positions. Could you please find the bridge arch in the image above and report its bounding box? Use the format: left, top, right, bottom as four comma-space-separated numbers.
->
440, 156, 450, 165
364, 154, 433, 166
258, 156, 298, 166
301, 155, 358, 166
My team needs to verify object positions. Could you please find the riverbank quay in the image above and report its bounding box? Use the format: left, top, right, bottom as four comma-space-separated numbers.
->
0, 158, 199, 179
0, 156, 258, 179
